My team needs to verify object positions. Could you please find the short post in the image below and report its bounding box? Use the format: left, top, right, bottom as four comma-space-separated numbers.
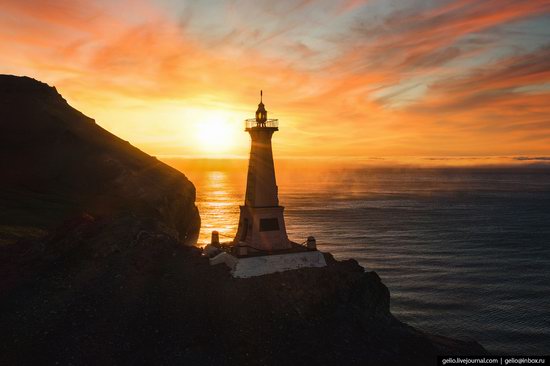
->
211, 231, 220, 245
306, 236, 316, 250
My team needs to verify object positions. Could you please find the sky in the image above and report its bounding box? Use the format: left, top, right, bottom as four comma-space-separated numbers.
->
1, 0, 550, 161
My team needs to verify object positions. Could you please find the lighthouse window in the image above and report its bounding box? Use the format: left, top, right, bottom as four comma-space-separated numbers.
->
259, 218, 279, 232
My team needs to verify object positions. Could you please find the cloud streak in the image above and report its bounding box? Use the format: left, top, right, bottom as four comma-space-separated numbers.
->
1, 0, 549, 158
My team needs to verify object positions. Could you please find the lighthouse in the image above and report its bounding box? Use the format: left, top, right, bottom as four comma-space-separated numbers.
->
206, 91, 327, 277
233, 91, 291, 253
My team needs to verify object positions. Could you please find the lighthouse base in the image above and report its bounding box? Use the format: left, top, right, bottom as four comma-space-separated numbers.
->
234, 205, 291, 252
209, 250, 327, 278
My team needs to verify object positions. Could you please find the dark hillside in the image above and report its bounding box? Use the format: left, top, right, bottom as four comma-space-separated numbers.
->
0, 75, 199, 245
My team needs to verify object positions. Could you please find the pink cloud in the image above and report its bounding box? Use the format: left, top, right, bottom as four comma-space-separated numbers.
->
1, 0, 549, 157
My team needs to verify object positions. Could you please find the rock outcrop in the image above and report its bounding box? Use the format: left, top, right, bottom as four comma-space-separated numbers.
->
0, 75, 199, 244
0, 215, 485, 366
0, 213, 485, 365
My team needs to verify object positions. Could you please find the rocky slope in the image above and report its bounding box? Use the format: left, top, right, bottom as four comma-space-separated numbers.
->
0, 75, 486, 365
0, 213, 486, 366
0, 75, 199, 245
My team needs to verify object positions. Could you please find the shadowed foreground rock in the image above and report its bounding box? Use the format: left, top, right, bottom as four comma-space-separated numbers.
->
0, 215, 486, 366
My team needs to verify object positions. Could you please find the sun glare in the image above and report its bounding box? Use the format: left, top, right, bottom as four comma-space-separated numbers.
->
193, 110, 240, 155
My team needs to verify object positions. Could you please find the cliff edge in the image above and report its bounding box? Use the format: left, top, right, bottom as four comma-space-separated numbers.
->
0, 214, 486, 365
0, 75, 199, 245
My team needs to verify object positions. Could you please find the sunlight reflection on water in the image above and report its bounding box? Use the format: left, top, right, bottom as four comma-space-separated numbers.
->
193, 170, 242, 246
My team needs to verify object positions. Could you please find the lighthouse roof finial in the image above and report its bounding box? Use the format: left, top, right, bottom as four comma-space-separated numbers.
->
256, 90, 267, 123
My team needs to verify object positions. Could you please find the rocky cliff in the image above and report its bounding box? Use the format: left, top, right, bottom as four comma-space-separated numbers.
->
0, 75, 199, 245
0, 213, 486, 366
0, 75, 485, 365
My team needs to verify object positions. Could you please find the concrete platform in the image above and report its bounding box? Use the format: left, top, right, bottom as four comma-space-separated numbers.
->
210, 250, 327, 278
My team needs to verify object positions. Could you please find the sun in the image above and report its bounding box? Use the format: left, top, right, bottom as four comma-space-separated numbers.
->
193, 111, 239, 154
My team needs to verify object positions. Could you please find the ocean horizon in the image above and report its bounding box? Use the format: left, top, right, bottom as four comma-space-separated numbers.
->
166, 158, 550, 355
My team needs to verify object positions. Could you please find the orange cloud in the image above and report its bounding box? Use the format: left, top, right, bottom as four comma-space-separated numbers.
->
1, 0, 549, 159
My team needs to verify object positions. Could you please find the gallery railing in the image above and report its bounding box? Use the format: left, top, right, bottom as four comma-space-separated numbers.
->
245, 119, 279, 129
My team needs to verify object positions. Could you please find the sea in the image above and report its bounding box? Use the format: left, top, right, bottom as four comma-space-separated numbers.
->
167, 159, 550, 355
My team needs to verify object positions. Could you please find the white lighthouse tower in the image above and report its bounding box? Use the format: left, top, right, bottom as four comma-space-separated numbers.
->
233, 91, 291, 253
206, 91, 327, 277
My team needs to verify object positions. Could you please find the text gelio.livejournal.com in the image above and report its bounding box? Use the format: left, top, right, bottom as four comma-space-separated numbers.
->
438, 356, 549, 365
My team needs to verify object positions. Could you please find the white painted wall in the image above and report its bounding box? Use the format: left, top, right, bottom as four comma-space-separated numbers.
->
231, 251, 327, 278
